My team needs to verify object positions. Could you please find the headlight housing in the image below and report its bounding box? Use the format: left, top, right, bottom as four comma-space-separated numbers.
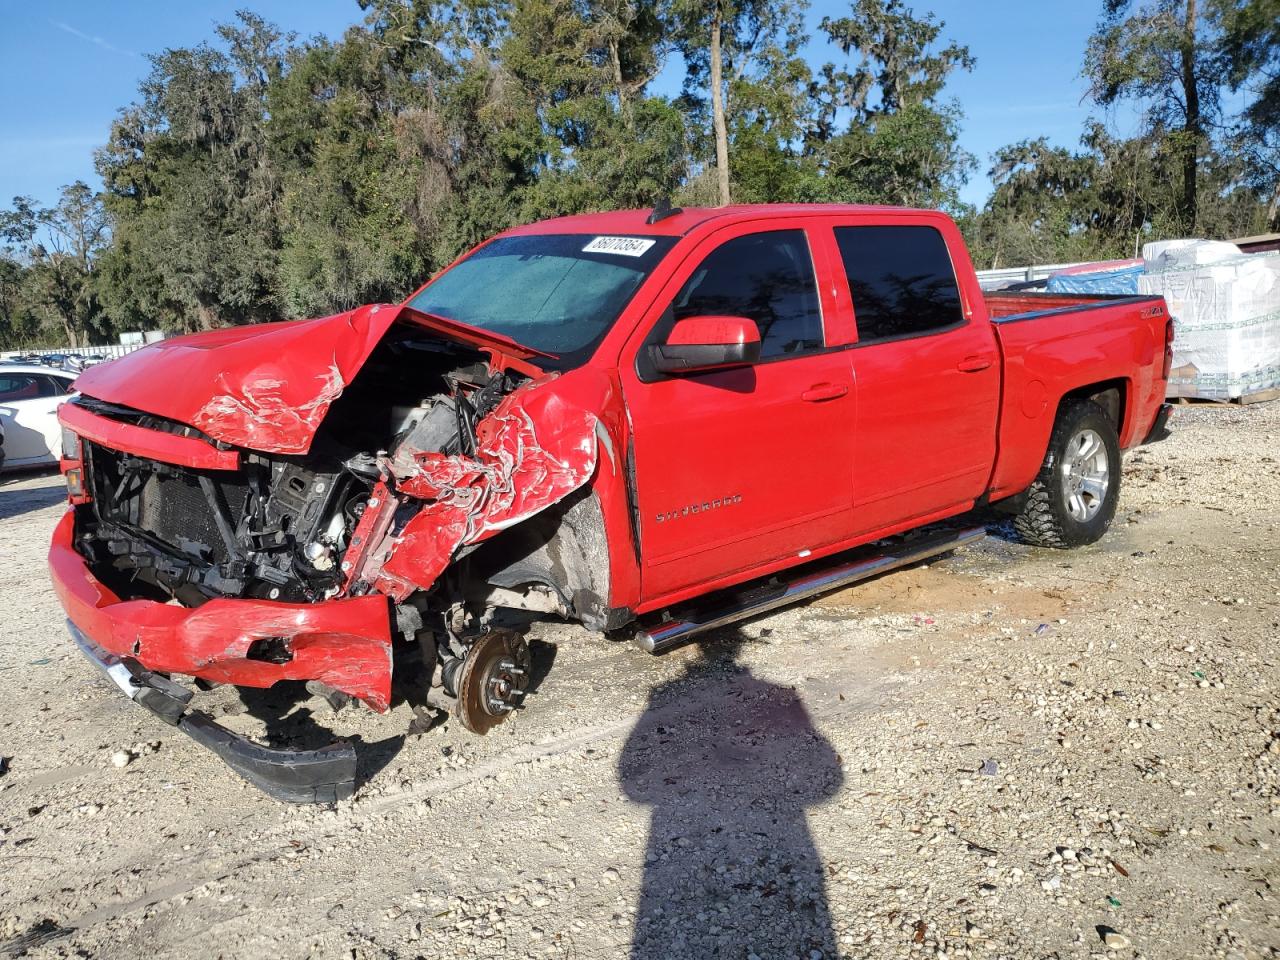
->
61, 425, 81, 461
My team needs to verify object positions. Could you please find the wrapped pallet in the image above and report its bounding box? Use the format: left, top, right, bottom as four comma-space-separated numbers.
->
1138, 240, 1280, 401
1046, 262, 1143, 295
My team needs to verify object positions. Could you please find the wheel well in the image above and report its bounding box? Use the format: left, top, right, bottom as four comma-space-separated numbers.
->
1060, 379, 1126, 434
464, 488, 615, 630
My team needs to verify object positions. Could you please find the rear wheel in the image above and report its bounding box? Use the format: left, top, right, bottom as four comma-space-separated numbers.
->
1012, 399, 1120, 548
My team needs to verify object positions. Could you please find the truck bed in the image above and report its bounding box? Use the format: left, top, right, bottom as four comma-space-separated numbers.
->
984, 290, 1170, 503
983, 290, 1154, 322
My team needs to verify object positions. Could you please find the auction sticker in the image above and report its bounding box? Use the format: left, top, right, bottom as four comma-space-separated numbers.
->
583, 236, 656, 257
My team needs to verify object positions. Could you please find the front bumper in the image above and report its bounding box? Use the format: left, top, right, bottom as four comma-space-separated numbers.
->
48, 510, 395, 711
68, 620, 357, 802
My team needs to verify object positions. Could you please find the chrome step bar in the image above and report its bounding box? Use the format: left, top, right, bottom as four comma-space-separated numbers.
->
632, 525, 987, 655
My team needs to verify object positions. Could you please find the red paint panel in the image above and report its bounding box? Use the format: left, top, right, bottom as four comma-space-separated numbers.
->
988, 301, 1169, 499
984, 292, 1117, 319
69, 304, 544, 457
846, 322, 1001, 534
372, 383, 599, 599
58, 403, 240, 472
49, 512, 395, 710
665, 315, 760, 347
617, 216, 859, 602
72, 305, 402, 455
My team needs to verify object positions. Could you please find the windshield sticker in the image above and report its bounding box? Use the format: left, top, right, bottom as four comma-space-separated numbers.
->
582, 236, 657, 257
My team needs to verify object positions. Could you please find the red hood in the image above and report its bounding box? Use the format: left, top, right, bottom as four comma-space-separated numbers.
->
72, 303, 551, 455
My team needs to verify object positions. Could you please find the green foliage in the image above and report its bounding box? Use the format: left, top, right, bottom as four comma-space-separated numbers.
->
0, 183, 108, 347
0, 0, 1276, 347
96, 13, 288, 331
820, 0, 975, 117
1084, 0, 1224, 230
964, 123, 1268, 268
1215, 0, 1280, 222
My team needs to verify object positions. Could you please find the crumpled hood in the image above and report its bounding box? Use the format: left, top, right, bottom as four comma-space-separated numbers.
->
72, 303, 549, 455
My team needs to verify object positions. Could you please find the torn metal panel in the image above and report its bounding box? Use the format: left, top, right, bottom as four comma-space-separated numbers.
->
192, 362, 346, 457
50, 512, 395, 710
72, 304, 401, 454
70, 303, 548, 456
372, 385, 600, 600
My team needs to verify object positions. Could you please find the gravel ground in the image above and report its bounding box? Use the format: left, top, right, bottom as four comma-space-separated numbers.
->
1, 402, 1278, 960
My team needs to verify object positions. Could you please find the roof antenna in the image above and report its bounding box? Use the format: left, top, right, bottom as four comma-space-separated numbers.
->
646, 196, 683, 225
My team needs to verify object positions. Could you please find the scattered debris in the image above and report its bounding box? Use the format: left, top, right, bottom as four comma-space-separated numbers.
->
0, 919, 73, 955
1098, 926, 1132, 950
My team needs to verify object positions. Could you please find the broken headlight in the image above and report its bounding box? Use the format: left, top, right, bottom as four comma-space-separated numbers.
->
61, 425, 81, 461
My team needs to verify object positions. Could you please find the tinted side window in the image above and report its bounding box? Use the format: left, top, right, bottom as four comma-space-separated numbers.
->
672, 230, 823, 358
834, 225, 964, 344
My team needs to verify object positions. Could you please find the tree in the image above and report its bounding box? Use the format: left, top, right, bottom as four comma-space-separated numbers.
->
1085, 0, 1222, 231
964, 122, 1267, 268
1216, 0, 1280, 225
672, 0, 810, 205
0, 185, 108, 346
501, 0, 689, 218
96, 12, 288, 332
818, 0, 975, 119
802, 0, 975, 210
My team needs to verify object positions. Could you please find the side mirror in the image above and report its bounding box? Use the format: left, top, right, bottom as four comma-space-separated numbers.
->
649, 315, 761, 375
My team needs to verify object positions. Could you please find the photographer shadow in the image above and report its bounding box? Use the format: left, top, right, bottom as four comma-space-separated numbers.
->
620, 632, 843, 959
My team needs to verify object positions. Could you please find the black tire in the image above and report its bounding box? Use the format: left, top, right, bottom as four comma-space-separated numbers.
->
1012, 399, 1121, 548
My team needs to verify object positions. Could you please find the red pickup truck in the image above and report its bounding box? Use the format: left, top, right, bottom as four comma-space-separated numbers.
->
51, 204, 1173, 800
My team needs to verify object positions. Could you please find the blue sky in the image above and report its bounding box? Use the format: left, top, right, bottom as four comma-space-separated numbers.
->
0, 1, 1136, 211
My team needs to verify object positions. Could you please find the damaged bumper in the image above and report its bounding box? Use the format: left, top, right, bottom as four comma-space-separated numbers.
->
68, 620, 357, 802
49, 511, 395, 710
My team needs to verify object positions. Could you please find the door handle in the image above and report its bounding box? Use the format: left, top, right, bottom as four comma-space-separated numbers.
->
957, 355, 993, 373
801, 382, 848, 402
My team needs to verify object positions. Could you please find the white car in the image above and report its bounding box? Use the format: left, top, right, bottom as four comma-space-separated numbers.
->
0, 364, 78, 471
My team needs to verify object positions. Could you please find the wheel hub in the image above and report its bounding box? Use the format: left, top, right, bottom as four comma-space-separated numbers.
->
453, 629, 531, 734
1060, 427, 1110, 522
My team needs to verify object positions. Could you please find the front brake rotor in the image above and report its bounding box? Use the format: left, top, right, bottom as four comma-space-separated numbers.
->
454, 629, 532, 734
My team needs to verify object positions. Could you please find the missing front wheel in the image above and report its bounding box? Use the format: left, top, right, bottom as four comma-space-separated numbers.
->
450, 629, 531, 734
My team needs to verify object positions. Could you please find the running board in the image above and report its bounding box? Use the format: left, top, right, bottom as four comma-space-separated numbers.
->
632, 525, 987, 655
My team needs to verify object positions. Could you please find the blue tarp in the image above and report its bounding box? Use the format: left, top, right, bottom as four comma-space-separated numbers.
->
1046, 264, 1143, 295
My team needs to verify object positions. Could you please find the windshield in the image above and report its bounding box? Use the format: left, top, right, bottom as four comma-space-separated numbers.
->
407, 234, 677, 369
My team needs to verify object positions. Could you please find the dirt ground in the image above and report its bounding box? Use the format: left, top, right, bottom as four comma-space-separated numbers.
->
1, 402, 1278, 960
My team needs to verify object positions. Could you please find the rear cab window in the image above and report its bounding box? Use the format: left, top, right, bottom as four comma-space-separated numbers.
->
834, 224, 965, 344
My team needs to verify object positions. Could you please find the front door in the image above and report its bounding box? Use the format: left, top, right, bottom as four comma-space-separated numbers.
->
621, 226, 856, 604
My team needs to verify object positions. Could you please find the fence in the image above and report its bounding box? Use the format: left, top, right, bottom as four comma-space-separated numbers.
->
974, 262, 1087, 289
0, 342, 149, 364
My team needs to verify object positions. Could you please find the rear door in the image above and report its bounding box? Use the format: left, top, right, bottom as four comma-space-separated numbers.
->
831, 220, 1000, 534
620, 222, 857, 603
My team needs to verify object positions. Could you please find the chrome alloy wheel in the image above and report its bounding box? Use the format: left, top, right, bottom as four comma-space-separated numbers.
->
1060, 427, 1111, 522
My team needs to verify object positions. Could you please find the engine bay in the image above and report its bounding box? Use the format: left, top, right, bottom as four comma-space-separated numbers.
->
72, 322, 523, 608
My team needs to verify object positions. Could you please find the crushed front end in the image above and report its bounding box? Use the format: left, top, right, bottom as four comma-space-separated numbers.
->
50, 305, 600, 801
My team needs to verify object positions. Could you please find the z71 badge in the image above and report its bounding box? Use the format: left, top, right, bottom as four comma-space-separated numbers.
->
655, 494, 742, 524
